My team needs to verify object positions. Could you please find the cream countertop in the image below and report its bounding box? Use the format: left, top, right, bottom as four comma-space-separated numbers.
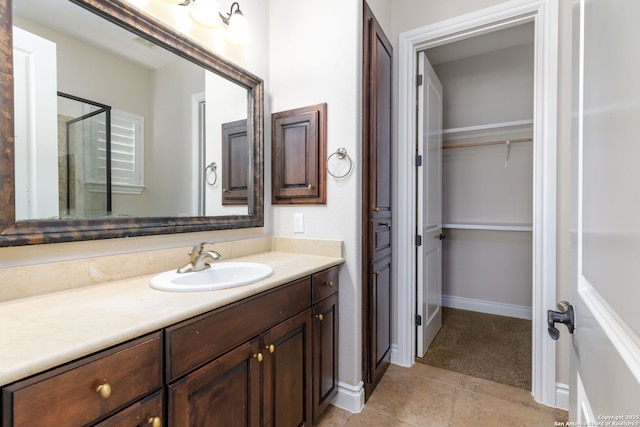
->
0, 251, 344, 386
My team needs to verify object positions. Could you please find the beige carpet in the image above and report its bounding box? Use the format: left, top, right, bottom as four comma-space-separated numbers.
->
418, 307, 532, 390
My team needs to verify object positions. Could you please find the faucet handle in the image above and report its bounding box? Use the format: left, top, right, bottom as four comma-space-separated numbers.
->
190, 241, 216, 256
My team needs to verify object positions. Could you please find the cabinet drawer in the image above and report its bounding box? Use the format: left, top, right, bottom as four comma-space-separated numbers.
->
3, 333, 162, 427
166, 277, 311, 381
312, 266, 339, 303
93, 390, 163, 427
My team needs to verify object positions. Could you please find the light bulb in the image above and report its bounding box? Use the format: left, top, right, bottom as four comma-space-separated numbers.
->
225, 10, 251, 46
190, 0, 223, 28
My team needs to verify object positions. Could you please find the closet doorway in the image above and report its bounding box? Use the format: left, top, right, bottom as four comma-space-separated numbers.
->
397, 0, 559, 408
416, 23, 535, 390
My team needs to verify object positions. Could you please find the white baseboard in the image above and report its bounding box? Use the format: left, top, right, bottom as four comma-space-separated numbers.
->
443, 295, 532, 320
555, 382, 569, 410
332, 381, 364, 414
391, 343, 410, 367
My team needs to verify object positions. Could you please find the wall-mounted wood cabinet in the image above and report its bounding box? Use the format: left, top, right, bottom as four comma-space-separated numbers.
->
272, 103, 327, 204
221, 119, 249, 205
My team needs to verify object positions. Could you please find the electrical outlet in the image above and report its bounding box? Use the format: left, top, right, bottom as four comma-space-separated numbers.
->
293, 213, 304, 233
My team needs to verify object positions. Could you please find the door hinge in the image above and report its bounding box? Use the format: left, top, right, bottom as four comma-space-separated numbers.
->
415, 154, 423, 167
417, 74, 423, 87
415, 235, 422, 246
415, 314, 422, 326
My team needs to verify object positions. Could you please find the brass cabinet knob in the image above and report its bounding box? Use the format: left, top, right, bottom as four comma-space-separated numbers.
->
254, 352, 263, 362
266, 344, 275, 353
96, 383, 112, 399
316, 314, 324, 321
374, 207, 380, 212
324, 281, 334, 287
148, 417, 162, 427
374, 270, 380, 276
307, 184, 312, 189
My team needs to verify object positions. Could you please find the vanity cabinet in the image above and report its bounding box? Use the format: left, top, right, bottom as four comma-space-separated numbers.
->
1, 266, 340, 427
1, 333, 163, 427
168, 338, 262, 426
311, 268, 339, 421
166, 278, 313, 427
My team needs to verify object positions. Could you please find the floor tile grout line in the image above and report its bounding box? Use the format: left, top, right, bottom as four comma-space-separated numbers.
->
448, 379, 461, 427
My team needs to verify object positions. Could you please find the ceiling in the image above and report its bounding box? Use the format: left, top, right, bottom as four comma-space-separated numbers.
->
425, 22, 535, 65
13, 0, 178, 70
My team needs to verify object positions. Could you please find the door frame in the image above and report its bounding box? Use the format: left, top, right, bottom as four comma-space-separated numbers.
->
396, 0, 559, 407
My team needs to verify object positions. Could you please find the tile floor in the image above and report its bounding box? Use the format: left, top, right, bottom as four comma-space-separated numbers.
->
315, 364, 568, 427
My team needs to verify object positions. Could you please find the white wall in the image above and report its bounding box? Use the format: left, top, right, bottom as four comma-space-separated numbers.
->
145, 60, 205, 216
443, 229, 532, 307
269, 0, 362, 392
434, 43, 535, 129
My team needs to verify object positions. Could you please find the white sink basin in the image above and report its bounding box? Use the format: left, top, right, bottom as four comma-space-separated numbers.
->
150, 262, 273, 292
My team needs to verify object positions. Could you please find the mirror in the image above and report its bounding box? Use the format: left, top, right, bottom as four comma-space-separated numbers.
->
0, 0, 264, 245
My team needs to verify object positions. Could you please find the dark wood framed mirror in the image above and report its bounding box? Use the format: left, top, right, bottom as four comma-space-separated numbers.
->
0, 0, 263, 246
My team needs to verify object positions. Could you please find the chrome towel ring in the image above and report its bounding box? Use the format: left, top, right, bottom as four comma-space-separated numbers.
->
327, 147, 353, 178
205, 161, 218, 186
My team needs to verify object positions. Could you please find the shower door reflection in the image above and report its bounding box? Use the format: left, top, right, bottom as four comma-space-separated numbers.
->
58, 93, 111, 218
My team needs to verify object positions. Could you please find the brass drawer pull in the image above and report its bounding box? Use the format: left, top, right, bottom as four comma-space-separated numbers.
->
374, 207, 380, 212
315, 314, 324, 321
324, 281, 334, 287
148, 417, 162, 427
96, 383, 112, 399
266, 344, 275, 353
254, 353, 263, 362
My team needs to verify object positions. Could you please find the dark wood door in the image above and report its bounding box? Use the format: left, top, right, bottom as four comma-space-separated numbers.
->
312, 293, 339, 420
262, 309, 312, 427
167, 338, 261, 427
362, 1, 393, 401
221, 119, 249, 205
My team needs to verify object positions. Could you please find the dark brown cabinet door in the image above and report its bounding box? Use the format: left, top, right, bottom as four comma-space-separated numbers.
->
262, 309, 312, 427
168, 338, 261, 427
369, 255, 392, 389
271, 104, 326, 204
312, 293, 339, 421
362, 1, 393, 400
221, 119, 249, 205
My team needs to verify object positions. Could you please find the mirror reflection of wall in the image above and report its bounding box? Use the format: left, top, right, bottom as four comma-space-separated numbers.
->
202, 73, 248, 216
12, 0, 250, 221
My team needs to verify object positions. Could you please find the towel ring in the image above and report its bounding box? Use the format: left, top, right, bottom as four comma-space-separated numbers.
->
327, 147, 353, 178
205, 161, 218, 186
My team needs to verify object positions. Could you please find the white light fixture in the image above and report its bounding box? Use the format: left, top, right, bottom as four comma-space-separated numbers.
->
161, 0, 251, 45
190, 0, 223, 28
225, 3, 251, 46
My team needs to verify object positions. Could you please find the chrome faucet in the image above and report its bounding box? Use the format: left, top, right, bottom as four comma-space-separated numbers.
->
177, 241, 221, 273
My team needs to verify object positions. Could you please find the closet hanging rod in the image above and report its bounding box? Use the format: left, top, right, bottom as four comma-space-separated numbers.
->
442, 137, 532, 149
